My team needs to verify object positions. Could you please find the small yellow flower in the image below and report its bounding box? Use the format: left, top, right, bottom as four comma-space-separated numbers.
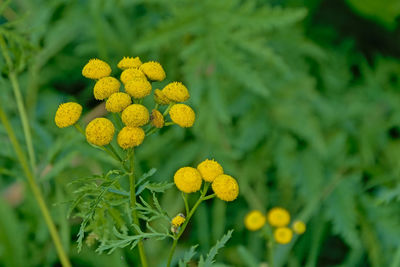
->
292, 220, 306, 234
154, 89, 171, 105
55, 102, 82, 128
85, 118, 115, 146
105, 92, 132, 113
267, 207, 290, 227
171, 213, 186, 227
140, 61, 166, 81
125, 79, 152, 99
120, 68, 146, 84
82, 59, 111, 79
244, 210, 267, 231
197, 159, 224, 182
274, 227, 293, 244
174, 167, 202, 193
117, 56, 142, 70
211, 174, 239, 202
169, 104, 195, 128
93, 77, 121, 100
150, 109, 164, 128
162, 82, 190, 102
117, 126, 145, 149
121, 104, 149, 127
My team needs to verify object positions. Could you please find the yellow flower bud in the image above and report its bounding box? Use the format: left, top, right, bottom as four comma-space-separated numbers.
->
85, 118, 115, 146
121, 104, 149, 127
117, 126, 145, 149
150, 109, 164, 128
292, 220, 306, 234
171, 213, 185, 227
105, 92, 132, 113
120, 68, 146, 84
169, 104, 195, 128
93, 77, 120, 100
117, 56, 142, 70
82, 59, 111, 80
274, 227, 293, 244
197, 159, 224, 182
267, 207, 290, 227
154, 89, 171, 105
211, 174, 239, 202
140, 61, 166, 81
55, 102, 82, 128
162, 82, 190, 102
125, 79, 152, 99
174, 167, 202, 193
244, 210, 267, 231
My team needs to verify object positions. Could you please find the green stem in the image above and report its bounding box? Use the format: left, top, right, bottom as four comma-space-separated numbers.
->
0, 105, 71, 267
163, 103, 173, 116
167, 183, 210, 267
182, 192, 189, 216
262, 226, 275, 267
128, 149, 148, 267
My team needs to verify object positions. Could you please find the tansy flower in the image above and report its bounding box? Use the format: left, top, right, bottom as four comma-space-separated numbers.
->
171, 213, 185, 227
82, 59, 111, 79
120, 68, 146, 84
174, 167, 202, 193
125, 79, 152, 99
162, 82, 190, 102
274, 227, 293, 244
292, 220, 306, 234
106, 92, 132, 113
197, 159, 224, 182
117, 56, 142, 70
85, 118, 115, 146
244, 210, 267, 231
93, 77, 120, 100
154, 89, 170, 105
140, 61, 166, 81
169, 104, 195, 128
121, 104, 149, 127
211, 174, 239, 202
150, 109, 164, 128
55, 102, 82, 128
117, 126, 145, 149
267, 207, 290, 227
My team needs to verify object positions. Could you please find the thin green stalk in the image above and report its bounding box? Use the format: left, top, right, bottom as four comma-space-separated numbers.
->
128, 149, 148, 267
182, 192, 189, 216
163, 103, 173, 116
262, 226, 275, 267
0, 105, 71, 267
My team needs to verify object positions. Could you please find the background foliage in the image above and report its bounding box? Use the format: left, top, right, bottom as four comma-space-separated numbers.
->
1, 0, 400, 266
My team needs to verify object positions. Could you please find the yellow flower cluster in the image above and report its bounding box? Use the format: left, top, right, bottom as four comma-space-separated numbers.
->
55, 102, 82, 128
173, 159, 239, 202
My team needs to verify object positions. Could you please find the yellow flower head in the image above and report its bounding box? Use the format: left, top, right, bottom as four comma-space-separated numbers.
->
197, 159, 224, 182
274, 227, 293, 244
120, 68, 146, 84
125, 79, 152, 99
154, 89, 171, 105
211, 174, 239, 202
174, 167, 202, 193
55, 102, 82, 128
267, 207, 290, 227
117, 126, 145, 149
105, 92, 132, 113
169, 104, 195, 128
150, 109, 164, 128
140, 61, 166, 81
121, 104, 149, 127
85, 118, 115, 146
162, 82, 190, 102
171, 213, 185, 227
117, 56, 142, 70
82, 59, 111, 79
244, 210, 267, 231
292, 220, 306, 234
93, 77, 120, 100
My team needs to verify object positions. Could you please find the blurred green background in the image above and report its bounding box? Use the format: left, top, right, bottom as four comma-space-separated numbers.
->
1, 0, 400, 266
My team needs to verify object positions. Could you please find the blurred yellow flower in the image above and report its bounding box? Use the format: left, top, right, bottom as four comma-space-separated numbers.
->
292, 220, 306, 234
197, 159, 223, 182
117, 56, 142, 70
150, 109, 164, 128
105, 92, 132, 113
55, 102, 82, 128
174, 167, 202, 193
154, 89, 171, 105
169, 104, 195, 128
117, 126, 145, 149
211, 174, 239, 202
120, 68, 147, 84
171, 213, 185, 227
82, 59, 111, 80
125, 79, 152, 99
93, 77, 120, 100
267, 207, 290, 227
85, 118, 115, 146
121, 104, 149, 127
162, 82, 190, 102
140, 61, 166, 81
274, 227, 293, 244
244, 210, 267, 231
